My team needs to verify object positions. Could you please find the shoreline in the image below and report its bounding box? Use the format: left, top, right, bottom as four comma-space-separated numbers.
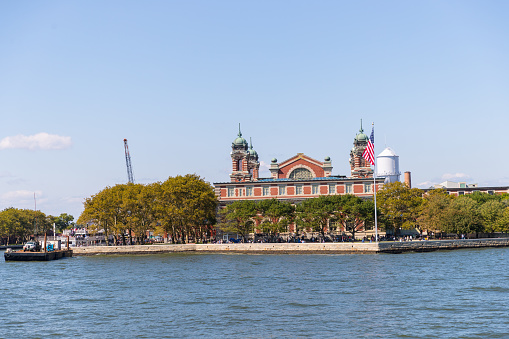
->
70, 238, 509, 256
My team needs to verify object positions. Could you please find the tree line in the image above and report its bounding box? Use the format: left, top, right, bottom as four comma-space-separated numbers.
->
3, 178, 508, 245
375, 182, 509, 237
77, 174, 217, 245
79, 179, 509, 241
218, 194, 375, 240
220, 182, 509, 239
0, 208, 74, 245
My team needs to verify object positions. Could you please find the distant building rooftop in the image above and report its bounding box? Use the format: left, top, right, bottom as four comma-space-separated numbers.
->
434, 181, 478, 189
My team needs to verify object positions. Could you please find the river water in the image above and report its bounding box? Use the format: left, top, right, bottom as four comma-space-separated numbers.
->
1, 247, 508, 338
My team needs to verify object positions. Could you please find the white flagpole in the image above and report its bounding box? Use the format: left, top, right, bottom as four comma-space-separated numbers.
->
373, 123, 378, 242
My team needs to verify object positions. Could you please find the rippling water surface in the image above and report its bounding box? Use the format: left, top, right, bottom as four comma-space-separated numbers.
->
1, 248, 509, 338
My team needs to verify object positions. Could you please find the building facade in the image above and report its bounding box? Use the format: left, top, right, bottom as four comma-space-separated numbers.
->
214, 124, 385, 238
215, 124, 384, 203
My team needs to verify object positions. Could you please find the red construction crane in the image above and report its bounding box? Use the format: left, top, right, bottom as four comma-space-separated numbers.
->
123, 138, 135, 184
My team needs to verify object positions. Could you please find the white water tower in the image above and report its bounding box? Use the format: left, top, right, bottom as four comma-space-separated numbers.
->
376, 147, 401, 183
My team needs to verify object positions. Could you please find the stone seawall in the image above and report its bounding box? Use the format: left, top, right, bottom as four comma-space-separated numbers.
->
73, 244, 195, 255
195, 242, 377, 254
71, 238, 509, 256
72, 242, 378, 255
378, 238, 509, 253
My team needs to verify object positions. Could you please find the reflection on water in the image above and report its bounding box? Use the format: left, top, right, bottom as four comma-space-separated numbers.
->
1, 248, 509, 338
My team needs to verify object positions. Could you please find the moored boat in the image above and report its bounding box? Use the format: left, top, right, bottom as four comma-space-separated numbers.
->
4, 248, 73, 261
3, 236, 73, 262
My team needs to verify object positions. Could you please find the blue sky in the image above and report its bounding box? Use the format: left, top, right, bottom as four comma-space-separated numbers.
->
1, 1, 508, 220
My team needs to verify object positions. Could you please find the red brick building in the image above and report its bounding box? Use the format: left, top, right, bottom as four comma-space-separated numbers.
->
214, 124, 384, 204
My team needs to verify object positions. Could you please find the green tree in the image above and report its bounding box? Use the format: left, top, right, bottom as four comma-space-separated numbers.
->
341, 195, 377, 239
377, 182, 423, 235
257, 199, 295, 236
418, 189, 453, 236
36, 210, 53, 235
135, 183, 159, 242
122, 183, 155, 244
79, 185, 126, 245
156, 174, 217, 243
296, 196, 337, 238
479, 200, 507, 233
0, 208, 25, 244
218, 200, 257, 241
441, 195, 483, 236
0, 208, 45, 244
494, 207, 509, 233
50, 213, 75, 233
465, 191, 502, 204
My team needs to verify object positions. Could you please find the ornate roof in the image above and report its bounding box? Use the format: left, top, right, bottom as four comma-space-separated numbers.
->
248, 137, 258, 159
232, 123, 248, 148
354, 119, 368, 143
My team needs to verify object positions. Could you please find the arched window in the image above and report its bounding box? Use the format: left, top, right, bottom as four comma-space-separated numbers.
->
237, 159, 242, 171
289, 168, 313, 179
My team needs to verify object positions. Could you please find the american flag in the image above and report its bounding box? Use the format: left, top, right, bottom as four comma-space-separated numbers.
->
362, 126, 375, 166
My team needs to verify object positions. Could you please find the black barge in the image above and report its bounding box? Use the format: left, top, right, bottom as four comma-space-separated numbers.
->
4, 249, 73, 261
4, 236, 73, 261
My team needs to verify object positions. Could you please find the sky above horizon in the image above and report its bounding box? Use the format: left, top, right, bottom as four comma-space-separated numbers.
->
1, 1, 509, 220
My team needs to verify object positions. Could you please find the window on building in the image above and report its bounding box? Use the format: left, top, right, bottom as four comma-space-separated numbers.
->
488, 190, 494, 195
238, 188, 243, 197
246, 187, 253, 196
296, 185, 303, 195
329, 184, 336, 194
228, 188, 234, 197
312, 185, 319, 194
237, 159, 242, 171
289, 168, 313, 179
263, 186, 270, 196
345, 184, 353, 194
279, 186, 286, 195
458, 191, 464, 195
364, 183, 372, 193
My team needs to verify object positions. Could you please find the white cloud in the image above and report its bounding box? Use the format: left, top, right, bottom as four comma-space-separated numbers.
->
0, 190, 44, 208
0, 133, 72, 150
416, 181, 435, 188
441, 173, 471, 181
259, 160, 271, 177
1, 190, 42, 200
259, 160, 271, 171
416, 173, 474, 189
